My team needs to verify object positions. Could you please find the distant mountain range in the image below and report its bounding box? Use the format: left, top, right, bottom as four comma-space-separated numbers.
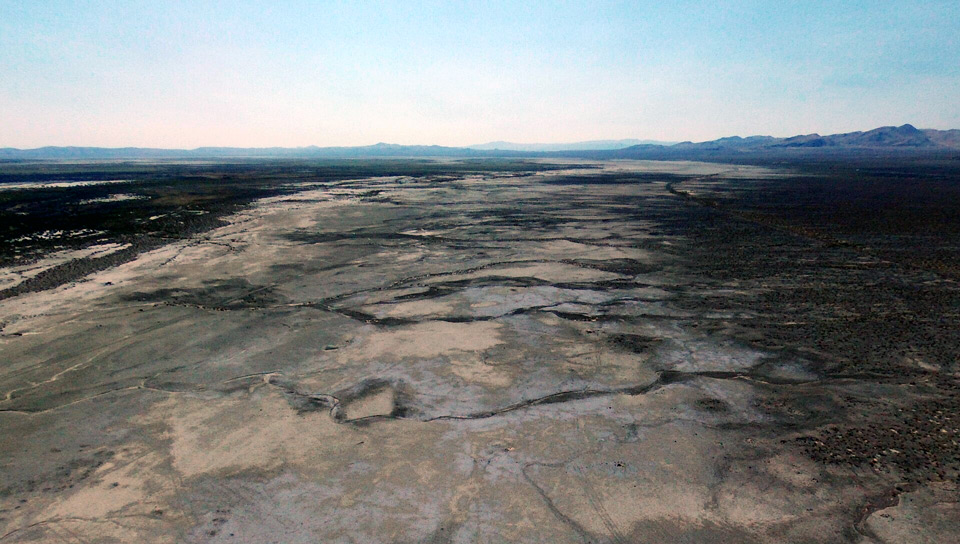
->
585, 124, 960, 160
2, 125, 958, 160
666, 124, 959, 151
467, 139, 677, 151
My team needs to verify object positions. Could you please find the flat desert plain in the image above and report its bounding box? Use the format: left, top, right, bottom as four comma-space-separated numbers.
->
1, 159, 958, 543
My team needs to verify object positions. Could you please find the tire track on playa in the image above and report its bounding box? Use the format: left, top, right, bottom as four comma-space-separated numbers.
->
520, 462, 593, 544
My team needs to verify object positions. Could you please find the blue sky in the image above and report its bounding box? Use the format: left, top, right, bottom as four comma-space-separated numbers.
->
1, 1, 958, 147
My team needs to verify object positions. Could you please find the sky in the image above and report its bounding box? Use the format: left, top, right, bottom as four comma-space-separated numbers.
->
1, 1, 959, 148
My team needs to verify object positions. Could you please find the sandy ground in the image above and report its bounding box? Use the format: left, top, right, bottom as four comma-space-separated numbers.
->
0, 161, 957, 543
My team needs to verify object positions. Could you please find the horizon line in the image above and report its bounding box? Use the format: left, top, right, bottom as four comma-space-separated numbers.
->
4, 123, 959, 151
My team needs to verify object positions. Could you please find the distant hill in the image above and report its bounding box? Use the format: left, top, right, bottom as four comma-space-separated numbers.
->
919, 128, 960, 149
2, 125, 958, 160
467, 139, 676, 152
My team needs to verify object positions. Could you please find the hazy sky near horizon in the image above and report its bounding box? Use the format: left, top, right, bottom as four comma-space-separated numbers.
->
2, 1, 959, 148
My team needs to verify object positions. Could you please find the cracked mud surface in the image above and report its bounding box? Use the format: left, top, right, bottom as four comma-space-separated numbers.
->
1, 159, 958, 542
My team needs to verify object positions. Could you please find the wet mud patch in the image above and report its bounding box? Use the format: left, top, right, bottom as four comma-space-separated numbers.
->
332, 378, 412, 423
0, 448, 114, 498
123, 278, 286, 310
693, 397, 730, 413
283, 230, 445, 246
606, 333, 662, 354
565, 258, 660, 276
425, 261, 624, 285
